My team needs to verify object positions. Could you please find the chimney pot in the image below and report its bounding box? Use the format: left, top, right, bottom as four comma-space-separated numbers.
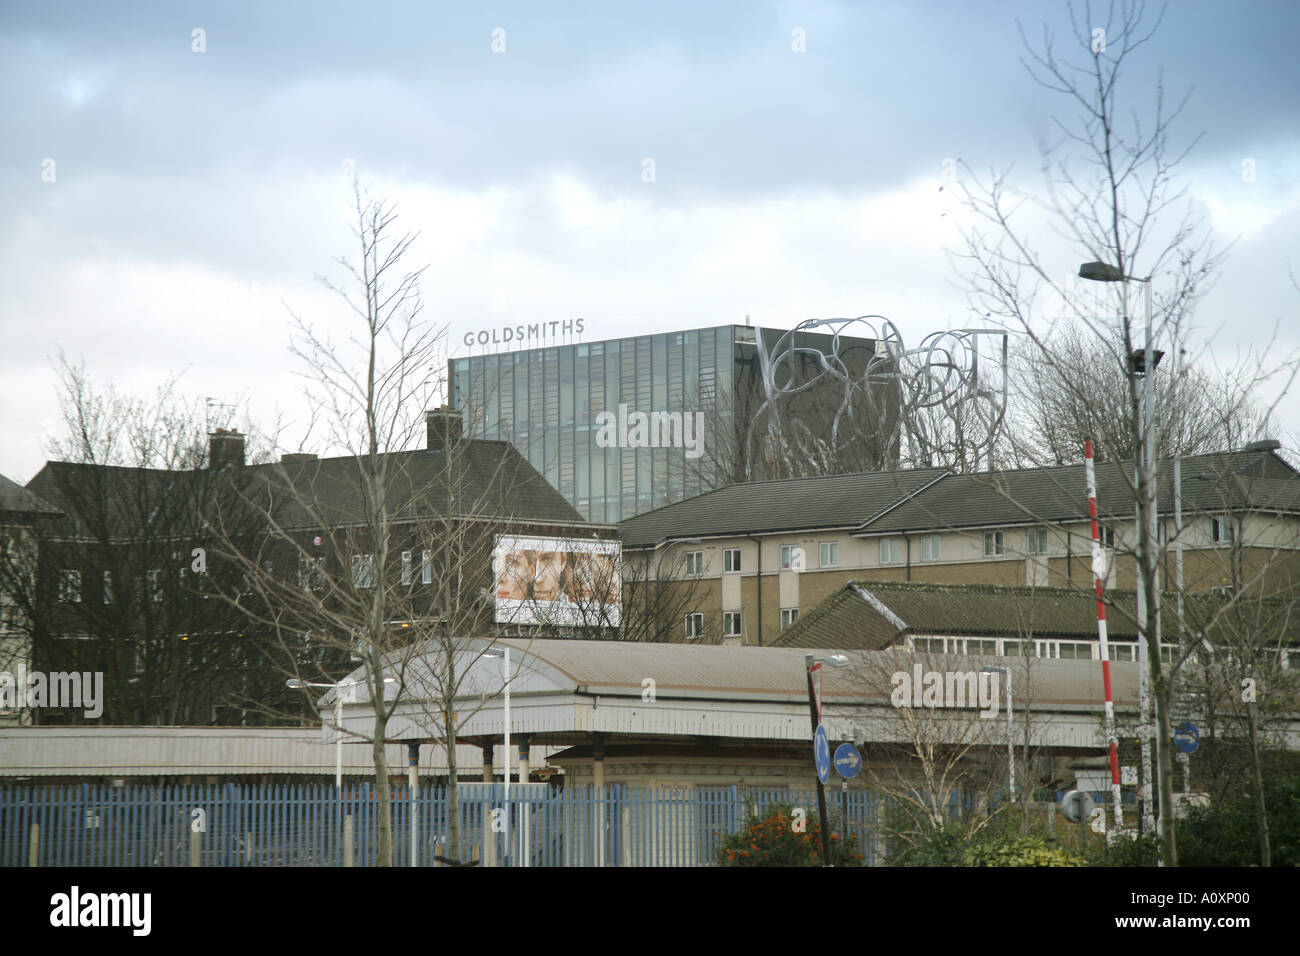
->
209, 429, 246, 469
426, 406, 463, 448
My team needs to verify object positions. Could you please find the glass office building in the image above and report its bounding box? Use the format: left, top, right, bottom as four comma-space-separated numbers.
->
449, 324, 889, 522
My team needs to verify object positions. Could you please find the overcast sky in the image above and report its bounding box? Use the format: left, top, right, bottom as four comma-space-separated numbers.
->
2, 0, 1298, 481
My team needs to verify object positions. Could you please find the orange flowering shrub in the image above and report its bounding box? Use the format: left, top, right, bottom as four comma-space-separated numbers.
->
714, 802, 864, 867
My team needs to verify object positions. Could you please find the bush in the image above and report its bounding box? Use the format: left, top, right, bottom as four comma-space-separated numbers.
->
715, 802, 864, 867
1178, 773, 1300, 867
891, 822, 1085, 867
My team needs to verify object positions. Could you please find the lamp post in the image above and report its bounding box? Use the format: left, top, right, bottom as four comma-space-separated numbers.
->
981, 666, 1014, 801
804, 652, 849, 866
287, 676, 397, 789
483, 646, 513, 866
1079, 260, 1161, 839
650, 538, 701, 641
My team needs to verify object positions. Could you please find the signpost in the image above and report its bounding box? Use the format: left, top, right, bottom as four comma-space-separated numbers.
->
814, 725, 831, 785
834, 743, 861, 779
1174, 722, 1199, 754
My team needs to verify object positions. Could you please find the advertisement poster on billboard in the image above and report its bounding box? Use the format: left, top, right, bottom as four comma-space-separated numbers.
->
493, 535, 622, 627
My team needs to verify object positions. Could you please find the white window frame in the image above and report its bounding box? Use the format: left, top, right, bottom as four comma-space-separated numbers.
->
685, 551, 704, 576
780, 607, 799, 630
401, 550, 412, 586
58, 569, 82, 604
984, 531, 1005, 556
723, 548, 741, 573
684, 612, 704, 640
919, 535, 941, 562
879, 538, 901, 564
723, 611, 742, 637
102, 569, 113, 605
819, 541, 838, 568
1027, 527, 1048, 555
779, 545, 794, 571
352, 554, 377, 589
1211, 514, 1234, 544
1099, 525, 1116, 548
421, 549, 432, 584
147, 568, 164, 603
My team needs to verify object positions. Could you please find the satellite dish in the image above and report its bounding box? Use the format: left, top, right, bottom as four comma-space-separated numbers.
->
1061, 789, 1095, 824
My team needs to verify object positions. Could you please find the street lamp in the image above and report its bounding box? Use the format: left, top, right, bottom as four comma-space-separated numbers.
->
804, 652, 849, 866
483, 646, 513, 866
981, 666, 1014, 800
1079, 259, 1161, 839
650, 538, 701, 640
287, 676, 396, 789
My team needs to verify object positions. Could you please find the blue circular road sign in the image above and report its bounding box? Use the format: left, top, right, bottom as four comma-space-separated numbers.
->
814, 725, 831, 784
834, 742, 862, 779
1174, 721, 1199, 754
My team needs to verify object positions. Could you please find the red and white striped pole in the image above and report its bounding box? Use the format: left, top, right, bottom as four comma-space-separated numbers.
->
1085, 439, 1123, 830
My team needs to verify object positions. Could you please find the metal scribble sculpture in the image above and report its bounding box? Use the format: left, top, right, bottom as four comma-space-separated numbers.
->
747, 316, 1009, 477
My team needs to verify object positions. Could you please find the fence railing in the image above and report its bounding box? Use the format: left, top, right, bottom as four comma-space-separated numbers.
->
0, 782, 886, 867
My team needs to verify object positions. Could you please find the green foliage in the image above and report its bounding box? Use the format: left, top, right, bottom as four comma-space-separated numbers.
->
1178, 773, 1300, 867
1083, 831, 1161, 867
715, 802, 864, 867
889, 821, 1085, 867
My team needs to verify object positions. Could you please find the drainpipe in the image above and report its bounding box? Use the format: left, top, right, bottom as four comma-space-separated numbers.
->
746, 535, 763, 646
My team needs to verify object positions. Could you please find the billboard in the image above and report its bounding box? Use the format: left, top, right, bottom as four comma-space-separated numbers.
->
492, 535, 622, 627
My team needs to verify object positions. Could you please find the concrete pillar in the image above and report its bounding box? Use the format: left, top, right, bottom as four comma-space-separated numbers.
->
517, 735, 532, 782
482, 741, 495, 782
406, 740, 420, 868
592, 734, 606, 867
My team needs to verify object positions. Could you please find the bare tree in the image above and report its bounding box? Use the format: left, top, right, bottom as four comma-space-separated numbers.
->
950, 0, 1300, 863
0, 354, 282, 726
1004, 321, 1276, 467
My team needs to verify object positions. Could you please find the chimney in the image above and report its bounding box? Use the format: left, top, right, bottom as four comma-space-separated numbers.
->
208, 428, 246, 469
426, 406, 463, 449
281, 452, 318, 465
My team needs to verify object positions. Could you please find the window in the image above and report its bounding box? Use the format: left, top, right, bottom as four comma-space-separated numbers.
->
1027, 527, 1048, 555
1099, 525, 1115, 548
1057, 641, 1093, 660
147, 569, 163, 603
780, 545, 793, 570
723, 611, 742, 637
879, 538, 901, 564
780, 608, 800, 630
685, 551, 704, 576
966, 639, 997, 656
1001, 640, 1028, 657
1211, 515, 1234, 544
684, 613, 703, 640
352, 554, 377, 589
298, 555, 325, 591
102, 570, 113, 605
984, 531, 1005, 556
819, 541, 838, 567
919, 535, 941, 561
57, 570, 80, 603
724, 548, 741, 573
421, 550, 432, 585
1110, 643, 1137, 662
401, 551, 412, 586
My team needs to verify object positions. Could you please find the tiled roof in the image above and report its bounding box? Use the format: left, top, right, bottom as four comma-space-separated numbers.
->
772, 580, 1300, 649
24, 440, 585, 538
0, 472, 60, 517
859, 449, 1300, 535
618, 468, 947, 547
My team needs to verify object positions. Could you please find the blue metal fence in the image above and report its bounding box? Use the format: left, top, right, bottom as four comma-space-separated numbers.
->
0, 782, 884, 867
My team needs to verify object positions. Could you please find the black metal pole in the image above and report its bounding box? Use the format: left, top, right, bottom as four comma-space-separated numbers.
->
806, 663, 832, 867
